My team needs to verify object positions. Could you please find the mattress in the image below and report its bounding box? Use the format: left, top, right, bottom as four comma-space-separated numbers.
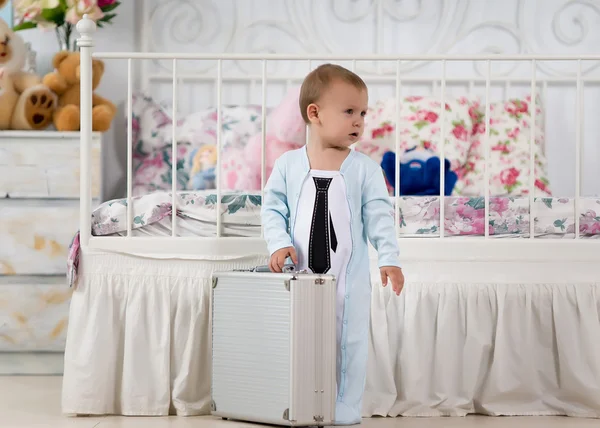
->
91, 191, 600, 239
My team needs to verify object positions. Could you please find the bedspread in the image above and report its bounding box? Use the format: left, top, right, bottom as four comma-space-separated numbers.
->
66, 191, 600, 287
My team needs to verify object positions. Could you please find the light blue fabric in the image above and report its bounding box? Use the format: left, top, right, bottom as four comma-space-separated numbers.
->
262, 145, 401, 425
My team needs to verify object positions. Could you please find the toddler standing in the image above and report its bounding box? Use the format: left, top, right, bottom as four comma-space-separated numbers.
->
262, 64, 404, 425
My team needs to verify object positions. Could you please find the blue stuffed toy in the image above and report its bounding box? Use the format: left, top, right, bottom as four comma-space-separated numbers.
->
381, 148, 458, 196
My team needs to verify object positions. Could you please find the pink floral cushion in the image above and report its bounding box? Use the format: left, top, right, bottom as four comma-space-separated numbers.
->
239, 87, 307, 191
355, 95, 474, 171
129, 93, 188, 195
454, 95, 551, 197
128, 92, 264, 194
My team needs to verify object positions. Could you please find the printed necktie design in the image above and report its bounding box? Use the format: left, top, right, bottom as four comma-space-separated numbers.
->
309, 176, 337, 274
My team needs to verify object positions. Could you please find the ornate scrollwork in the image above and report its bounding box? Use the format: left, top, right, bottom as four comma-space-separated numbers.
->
142, 0, 599, 79
147, 0, 237, 74
551, 0, 600, 46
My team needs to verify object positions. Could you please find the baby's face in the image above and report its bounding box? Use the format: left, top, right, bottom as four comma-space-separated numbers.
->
313, 80, 368, 148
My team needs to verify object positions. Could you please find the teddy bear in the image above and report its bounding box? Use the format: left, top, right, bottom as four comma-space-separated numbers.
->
43, 51, 116, 132
0, 17, 56, 131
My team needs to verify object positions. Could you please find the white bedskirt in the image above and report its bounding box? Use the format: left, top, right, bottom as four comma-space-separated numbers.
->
365, 261, 600, 418
62, 249, 600, 418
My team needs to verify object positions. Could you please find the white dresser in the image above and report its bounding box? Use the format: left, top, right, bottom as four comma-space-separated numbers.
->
0, 131, 102, 374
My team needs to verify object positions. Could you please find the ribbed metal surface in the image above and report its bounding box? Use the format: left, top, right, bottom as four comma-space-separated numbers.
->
211, 275, 291, 422
290, 278, 337, 424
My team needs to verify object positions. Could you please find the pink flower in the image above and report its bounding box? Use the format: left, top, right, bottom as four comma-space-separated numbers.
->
405, 96, 423, 102
425, 111, 438, 122
371, 123, 394, 139
133, 153, 164, 184
98, 0, 116, 7
454, 160, 476, 180
455, 204, 489, 235
66, 0, 104, 24
472, 122, 485, 135
535, 179, 550, 194
146, 152, 164, 169
516, 101, 529, 113
468, 106, 479, 121
500, 167, 520, 186
492, 143, 511, 154
417, 110, 438, 123
454, 167, 467, 180
491, 197, 510, 214
452, 124, 468, 141
505, 100, 529, 118
507, 127, 520, 140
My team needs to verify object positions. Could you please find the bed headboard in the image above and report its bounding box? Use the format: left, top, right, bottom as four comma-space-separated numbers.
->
133, 0, 600, 196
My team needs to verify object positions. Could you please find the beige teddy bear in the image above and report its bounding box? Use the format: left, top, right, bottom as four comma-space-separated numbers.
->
43, 51, 116, 132
0, 15, 56, 131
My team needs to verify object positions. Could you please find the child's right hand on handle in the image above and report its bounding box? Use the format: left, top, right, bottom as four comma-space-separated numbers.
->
269, 246, 298, 273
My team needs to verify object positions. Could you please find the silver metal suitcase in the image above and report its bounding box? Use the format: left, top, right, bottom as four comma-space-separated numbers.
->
210, 266, 336, 426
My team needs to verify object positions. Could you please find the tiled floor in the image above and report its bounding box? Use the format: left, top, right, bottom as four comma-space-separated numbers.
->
2, 376, 599, 428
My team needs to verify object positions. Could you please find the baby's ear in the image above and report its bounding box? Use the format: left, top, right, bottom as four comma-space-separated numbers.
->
306, 103, 319, 123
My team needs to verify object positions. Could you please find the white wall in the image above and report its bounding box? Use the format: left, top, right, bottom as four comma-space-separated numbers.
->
17, 0, 600, 198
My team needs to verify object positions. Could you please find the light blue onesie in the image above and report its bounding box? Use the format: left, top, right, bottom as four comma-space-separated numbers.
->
261, 145, 401, 425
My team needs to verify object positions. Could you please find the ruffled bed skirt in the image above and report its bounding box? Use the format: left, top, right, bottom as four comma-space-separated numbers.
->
62, 250, 600, 418
365, 262, 600, 418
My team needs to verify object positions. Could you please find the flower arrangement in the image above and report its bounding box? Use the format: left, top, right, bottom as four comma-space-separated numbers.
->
12, 0, 121, 51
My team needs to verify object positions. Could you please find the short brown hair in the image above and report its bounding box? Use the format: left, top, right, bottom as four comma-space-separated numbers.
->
299, 63, 367, 124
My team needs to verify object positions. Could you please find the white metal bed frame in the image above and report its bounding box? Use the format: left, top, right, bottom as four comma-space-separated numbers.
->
76, 15, 600, 264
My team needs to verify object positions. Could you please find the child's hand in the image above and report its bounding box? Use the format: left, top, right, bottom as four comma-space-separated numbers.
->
380, 266, 404, 296
269, 246, 299, 273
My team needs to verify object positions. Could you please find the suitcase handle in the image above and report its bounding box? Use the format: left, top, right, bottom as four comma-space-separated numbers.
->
232, 264, 306, 274
253, 264, 297, 273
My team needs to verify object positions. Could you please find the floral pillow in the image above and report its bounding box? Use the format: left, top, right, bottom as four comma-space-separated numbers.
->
180, 106, 264, 191
454, 95, 551, 197
130, 93, 172, 153
129, 93, 187, 195
355, 95, 474, 171
128, 92, 264, 195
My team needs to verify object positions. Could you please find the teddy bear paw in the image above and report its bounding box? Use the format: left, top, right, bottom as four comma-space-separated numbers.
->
24, 88, 56, 130
54, 105, 81, 132
92, 104, 115, 132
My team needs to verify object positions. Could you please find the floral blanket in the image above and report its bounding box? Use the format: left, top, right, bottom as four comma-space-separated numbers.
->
399, 196, 600, 237
67, 191, 600, 287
